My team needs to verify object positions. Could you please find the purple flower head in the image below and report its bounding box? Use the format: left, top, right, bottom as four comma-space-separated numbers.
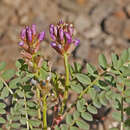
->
38, 31, 45, 42
32, 24, 36, 35
19, 24, 45, 57
49, 20, 79, 55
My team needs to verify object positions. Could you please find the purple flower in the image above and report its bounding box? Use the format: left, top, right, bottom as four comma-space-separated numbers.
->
65, 32, 71, 40
20, 29, 26, 40
19, 24, 45, 58
19, 41, 24, 46
27, 27, 32, 42
73, 39, 80, 46
50, 33, 56, 41
38, 31, 45, 42
50, 42, 56, 47
49, 26, 54, 34
59, 29, 64, 40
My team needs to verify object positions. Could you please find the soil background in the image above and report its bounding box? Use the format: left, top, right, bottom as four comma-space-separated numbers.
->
0, 0, 130, 129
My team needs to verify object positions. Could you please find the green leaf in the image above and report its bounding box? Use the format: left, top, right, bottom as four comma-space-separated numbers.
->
111, 53, 118, 69
73, 111, 80, 120
76, 99, 86, 112
99, 91, 108, 106
0, 103, 6, 108
2, 69, 15, 80
28, 109, 37, 116
125, 106, 130, 116
109, 128, 119, 130
87, 63, 97, 75
0, 109, 6, 114
117, 59, 124, 69
76, 120, 89, 130
88, 88, 97, 100
27, 101, 36, 107
98, 54, 107, 69
74, 62, 82, 72
9, 78, 20, 89
112, 111, 121, 121
71, 84, 83, 93
70, 126, 79, 130
55, 126, 60, 130
66, 114, 73, 125
125, 118, 130, 127
0, 117, 6, 123
87, 105, 97, 114
81, 112, 93, 121
0, 62, 6, 72
61, 124, 68, 130
125, 97, 130, 104
1, 87, 9, 98
39, 68, 48, 80
124, 88, 130, 97
120, 50, 129, 64
20, 117, 26, 125
124, 79, 130, 87
75, 73, 91, 85
11, 123, 20, 129
16, 89, 24, 97
0, 80, 3, 90
29, 119, 41, 127
93, 97, 101, 109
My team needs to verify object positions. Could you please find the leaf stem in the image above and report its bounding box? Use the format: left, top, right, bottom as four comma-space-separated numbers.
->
0, 77, 14, 95
43, 95, 47, 130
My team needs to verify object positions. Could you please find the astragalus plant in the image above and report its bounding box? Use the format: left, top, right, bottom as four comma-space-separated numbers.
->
0, 20, 130, 130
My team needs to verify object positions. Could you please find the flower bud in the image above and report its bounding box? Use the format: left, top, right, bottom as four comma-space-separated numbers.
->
73, 39, 80, 46
38, 31, 45, 42
59, 28, 64, 40
27, 27, 32, 42
20, 28, 26, 40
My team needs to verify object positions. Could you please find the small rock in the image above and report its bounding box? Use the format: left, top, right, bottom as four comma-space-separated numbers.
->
104, 15, 124, 36
84, 24, 101, 39
122, 20, 130, 40
125, 3, 130, 17
75, 15, 91, 32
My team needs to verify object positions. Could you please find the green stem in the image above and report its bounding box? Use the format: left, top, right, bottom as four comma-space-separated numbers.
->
36, 87, 41, 120
43, 95, 47, 130
60, 53, 70, 114
121, 96, 124, 130
0, 77, 14, 95
64, 53, 69, 87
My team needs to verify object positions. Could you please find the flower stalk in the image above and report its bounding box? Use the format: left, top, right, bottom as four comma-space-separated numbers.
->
43, 95, 47, 130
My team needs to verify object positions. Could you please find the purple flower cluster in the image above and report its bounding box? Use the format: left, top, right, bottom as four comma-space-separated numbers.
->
19, 24, 45, 59
49, 20, 80, 55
